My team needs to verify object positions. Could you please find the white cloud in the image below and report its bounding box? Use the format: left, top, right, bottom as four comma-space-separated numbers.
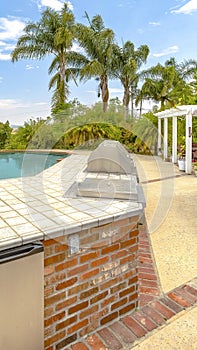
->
0, 99, 51, 125
109, 88, 123, 94
0, 17, 26, 61
0, 17, 25, 41
171, 0, 197, 14
152, 45, 179, 57
25, 64, 40, 70
37, 0, 73, 11
0, 77, 3, 83
149, 21, 161, 26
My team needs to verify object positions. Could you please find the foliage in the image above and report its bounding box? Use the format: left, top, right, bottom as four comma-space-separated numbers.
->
0, 121, 12, 149
11, 4, 80, 111
112, 40, 149, 119
75, 13, 116, 112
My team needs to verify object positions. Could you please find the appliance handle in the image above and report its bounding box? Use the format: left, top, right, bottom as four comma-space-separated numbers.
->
0, 242, 43, 264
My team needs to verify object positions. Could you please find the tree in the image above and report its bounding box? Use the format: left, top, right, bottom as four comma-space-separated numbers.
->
75, 13, 116, 112
112, 41, 149, 119
11, 4, 78, 111
0, 121, 12, 149
137, 57, 197, 110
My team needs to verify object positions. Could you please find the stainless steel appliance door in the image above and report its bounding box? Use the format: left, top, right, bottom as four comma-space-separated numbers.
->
0, 242, 44, 350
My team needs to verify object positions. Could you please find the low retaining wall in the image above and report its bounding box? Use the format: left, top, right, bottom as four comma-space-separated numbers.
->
43, 215, 140, 349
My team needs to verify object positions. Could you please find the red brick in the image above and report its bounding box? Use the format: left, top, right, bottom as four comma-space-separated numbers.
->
138, 267, 156, 274
81, 268, 99, 280
45, 291, 65, 307
139, 294, 155, 307
142, 305, 165, 325
56, 277, 78, 290
111, 298, 127, 311
138, 272, 157, 280
44, 253, 65, 266
100, 277, 119, 291
72, 343, 88, 350
120, 254, 136, 265
98, 328, 122, 349
184, 285, 197, 298
160, 297, 183, 313
122, 316, 147, 337
110, 282, 126, 294
91, 256, 109, 267
128, 276, 138, 285
44, 265, 55, 276
100, 311, 118, 325
120, 238, 136, 249
80, 304, 99, 319
68, 264, 89, 277
44, 306, 54, 318
80, 251, 99, 263
44, 239, 56, 247
176, 288, 196, 304
44, 330, 65, 348
139, 279, 158, 288
44, 285, 54, 298
80, 287, 99, 300
86, 334, 107, 350
68, 301, 88, 315
111, 250, 128, 260
72, 342, 89, 350
119, 285, 135, 298
102, 243, 119, 255
133, 311, 157, 331
55, 243, 68, 253
56, 257, 78, 272
56, 315, 77, 331
45, 310, 65, 327
110, 321, 136, 343
168, 292, 190, 308
45, 271, 66, 286
68, 319, 88, 334
139, 286, 159, 296
119, 302, 136, 315
90, 291, 108, 304
101, 295, 117, 308
68, 282, 89, 296
151, 301, 175, 319
56, 334, 77, 349
56, 296, 77, 311
138, 257, 153, 264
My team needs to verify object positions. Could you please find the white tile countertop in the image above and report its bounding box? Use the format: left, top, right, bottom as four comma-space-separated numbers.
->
0, 153, 144, 251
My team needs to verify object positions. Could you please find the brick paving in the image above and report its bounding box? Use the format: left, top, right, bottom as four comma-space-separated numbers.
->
64, 222, 197, 350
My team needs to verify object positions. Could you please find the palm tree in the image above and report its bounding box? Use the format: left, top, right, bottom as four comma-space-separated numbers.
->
137, 57, 197, 111
112, 41, 149, 119
11, 4, 78, 111
75, 13, 116, 112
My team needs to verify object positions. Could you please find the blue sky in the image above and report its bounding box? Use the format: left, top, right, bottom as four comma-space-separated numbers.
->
0, 0, 197, 125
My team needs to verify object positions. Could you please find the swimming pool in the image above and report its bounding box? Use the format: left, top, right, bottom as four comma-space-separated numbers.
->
0, 152, 68, 180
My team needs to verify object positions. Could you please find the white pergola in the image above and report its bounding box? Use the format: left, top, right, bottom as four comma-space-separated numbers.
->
155, 105, 197, 174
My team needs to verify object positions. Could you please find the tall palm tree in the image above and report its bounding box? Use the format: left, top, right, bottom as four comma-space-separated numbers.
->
11, 4, 78, 111
137, 58, 197, 111
112, 41, 149, 119
75, 13, 116, 112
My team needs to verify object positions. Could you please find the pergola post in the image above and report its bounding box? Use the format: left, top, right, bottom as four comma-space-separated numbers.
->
172, 116, 178, 163
157, 118, 162, 155
185, 110, 192, 174
163, 117, 168, 160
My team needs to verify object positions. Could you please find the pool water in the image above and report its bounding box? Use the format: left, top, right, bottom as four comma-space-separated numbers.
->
0, 152, 68, 180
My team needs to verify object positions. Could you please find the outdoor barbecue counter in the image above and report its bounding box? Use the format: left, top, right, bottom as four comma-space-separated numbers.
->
0, 141, 145, 251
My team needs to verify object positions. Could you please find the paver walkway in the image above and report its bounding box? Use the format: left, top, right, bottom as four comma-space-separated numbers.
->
65, 155, 197, 350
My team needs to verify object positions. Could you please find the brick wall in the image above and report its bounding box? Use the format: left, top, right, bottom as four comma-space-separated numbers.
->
43, 215, 140, 349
